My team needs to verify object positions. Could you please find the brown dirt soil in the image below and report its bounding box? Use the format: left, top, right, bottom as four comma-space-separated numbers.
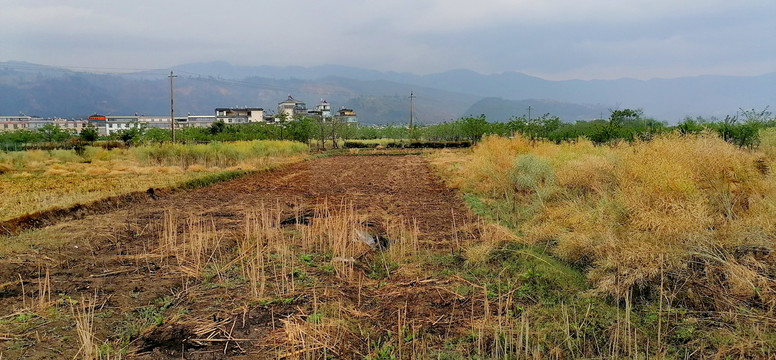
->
0, 155, 483, 359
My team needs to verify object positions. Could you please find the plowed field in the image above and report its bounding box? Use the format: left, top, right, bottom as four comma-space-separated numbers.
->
1, 155, 483, 359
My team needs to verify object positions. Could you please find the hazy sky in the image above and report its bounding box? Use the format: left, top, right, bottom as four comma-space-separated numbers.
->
1, 0, 774, 80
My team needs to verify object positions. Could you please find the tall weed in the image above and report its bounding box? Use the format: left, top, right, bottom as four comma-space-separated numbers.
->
434, 133, 776, 308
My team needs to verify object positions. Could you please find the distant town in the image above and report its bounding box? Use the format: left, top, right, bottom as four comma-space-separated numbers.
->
0, 95, 358, 136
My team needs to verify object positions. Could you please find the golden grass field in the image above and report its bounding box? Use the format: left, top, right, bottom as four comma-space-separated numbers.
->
1, 133, 774, 358
0, 141, 308, 221
430, 129, 776, 311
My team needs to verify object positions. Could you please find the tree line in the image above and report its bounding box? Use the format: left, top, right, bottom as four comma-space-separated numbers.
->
1, 107, 773, 151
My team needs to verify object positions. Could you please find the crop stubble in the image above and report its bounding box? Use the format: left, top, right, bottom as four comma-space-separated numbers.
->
0, 155, 479, 358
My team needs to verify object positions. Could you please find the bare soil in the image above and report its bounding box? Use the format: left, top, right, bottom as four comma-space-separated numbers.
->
0, 155, 481, 359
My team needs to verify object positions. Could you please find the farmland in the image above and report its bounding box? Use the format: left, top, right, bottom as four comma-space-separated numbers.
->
0, 141, 308, 222
1, 135, 775, 359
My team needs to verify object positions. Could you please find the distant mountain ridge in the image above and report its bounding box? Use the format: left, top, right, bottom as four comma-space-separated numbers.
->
1, 61, 773, 124
464, 98, 611, 123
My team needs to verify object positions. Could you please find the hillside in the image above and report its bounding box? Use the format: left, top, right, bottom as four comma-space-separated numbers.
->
464, 97, 611, 122
1, 61, 773, 124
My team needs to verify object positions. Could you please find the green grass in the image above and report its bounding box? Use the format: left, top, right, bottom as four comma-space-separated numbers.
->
178, 169, 250, 189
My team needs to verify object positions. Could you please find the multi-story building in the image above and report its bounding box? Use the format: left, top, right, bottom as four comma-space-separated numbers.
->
308, 99, 332, 120
103, 115, 144, 136
334, 108, 358, 125
1, 96, 358, 136
137, 115, 186, 131
215, 107, 264, 124
277, 96, 307, 120
28, 118, 88, 133
0, 116, 33, 132
1, 116, 89, 133
181, 115, 217, 128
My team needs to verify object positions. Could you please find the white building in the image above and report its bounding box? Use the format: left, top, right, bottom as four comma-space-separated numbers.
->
0, 116, 88, 133
277, 96, 307, 120
215, 107, 264, 124
104, 115, 144, 136
182, 115, 217, 128
0, 116, 33, 132
29, 118, 88, 133
309, 99, 332, 119
137, 115, 186, 131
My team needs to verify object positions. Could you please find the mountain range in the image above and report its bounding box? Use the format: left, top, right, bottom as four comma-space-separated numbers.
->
1, 61, 773, 125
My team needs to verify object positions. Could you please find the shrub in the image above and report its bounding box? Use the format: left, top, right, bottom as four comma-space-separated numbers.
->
507, 154, 555, 193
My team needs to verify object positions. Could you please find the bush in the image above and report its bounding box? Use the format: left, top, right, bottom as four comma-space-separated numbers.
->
507, 154, 555, 194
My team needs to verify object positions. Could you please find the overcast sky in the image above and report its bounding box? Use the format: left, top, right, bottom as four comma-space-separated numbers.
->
1, 0, 774, 80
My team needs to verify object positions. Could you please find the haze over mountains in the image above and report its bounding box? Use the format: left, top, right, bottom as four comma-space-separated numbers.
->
1, 61, 773, 125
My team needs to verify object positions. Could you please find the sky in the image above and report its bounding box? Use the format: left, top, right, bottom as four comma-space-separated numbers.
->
1, 0, 774, 80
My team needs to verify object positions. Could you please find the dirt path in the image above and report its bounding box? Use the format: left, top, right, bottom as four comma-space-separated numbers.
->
0, 155, 480, 359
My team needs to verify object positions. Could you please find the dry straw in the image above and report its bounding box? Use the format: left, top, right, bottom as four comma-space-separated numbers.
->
433, 132, 776, 308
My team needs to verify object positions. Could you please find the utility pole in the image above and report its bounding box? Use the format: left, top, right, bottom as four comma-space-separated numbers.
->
169, 71, 177, 142
528, 105, 532, 122
409, 91, 415, 128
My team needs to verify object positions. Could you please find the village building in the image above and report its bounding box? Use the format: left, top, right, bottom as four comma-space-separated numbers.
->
103, 115, 143, 136
1, 96, 357, 136
277, 96, 307, 120
308, 99, 332, 120
0, 115, 34, 132
181, 115, 217, 128
215, 107, 264, 124
1, 115, 89, 133
334, 108, 359, 125
29, 118, 88, 133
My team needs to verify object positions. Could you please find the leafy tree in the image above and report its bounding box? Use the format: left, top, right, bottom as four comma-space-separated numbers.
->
79, 124, 99, 143
37, 123, 71, 143
286, 116, 316, 144
116, 127, 144, 146
588, 123, 619, 145
209, 120, 227, 135
609, 109, 642, 128
459, 114, 489, 142
0, 129, 39, 150
144, 128, 171, 143
677, 117, 705, 135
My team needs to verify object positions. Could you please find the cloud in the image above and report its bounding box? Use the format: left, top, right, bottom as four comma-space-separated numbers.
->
0, 0, 774, 79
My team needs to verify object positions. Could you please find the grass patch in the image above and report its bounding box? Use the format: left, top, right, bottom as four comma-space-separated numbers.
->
0, 141, 308, 221
177, 170, 250, 190
428, 133, 776, 358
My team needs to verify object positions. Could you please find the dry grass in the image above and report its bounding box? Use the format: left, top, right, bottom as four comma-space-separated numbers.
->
430, 133, 776, 308
71, 294, 98, 360
0, 142, 308, 221
146, 200, 440, 357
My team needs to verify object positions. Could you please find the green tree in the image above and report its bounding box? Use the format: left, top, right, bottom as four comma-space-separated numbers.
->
79, 124, 99, 143
38, 124, 71, 143
144, 128, 171, 143
286, 116, 316, 144
116, 127, 144, 146
209, 120, 227, 136
677, 117, 705, 135
459, 114, 489, 142
609, 109, 642, 128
